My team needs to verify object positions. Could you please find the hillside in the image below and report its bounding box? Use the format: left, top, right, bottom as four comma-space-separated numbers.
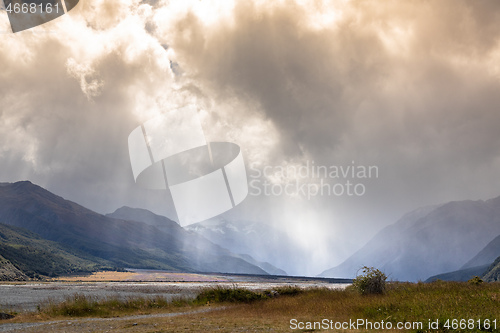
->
461, 234, 500, 269
482, 256, 500, 282
320, 197, 500, 281
425, 264, 491, 282
0, 181, 266, 277
0, 222, 113, 279
0, 254, 28, 281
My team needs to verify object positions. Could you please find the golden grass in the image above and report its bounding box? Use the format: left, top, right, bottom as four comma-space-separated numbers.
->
140, 282, 500, 333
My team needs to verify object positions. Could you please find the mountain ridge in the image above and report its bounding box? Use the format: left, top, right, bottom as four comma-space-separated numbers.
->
0, 181, 267, 278
184, 218, 299, 275
461, 234, 500, 269
107, 206, 286, 275
320, 197, 500, 281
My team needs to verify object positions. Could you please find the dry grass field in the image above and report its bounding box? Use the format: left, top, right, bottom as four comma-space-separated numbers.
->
1, 281, 499, 332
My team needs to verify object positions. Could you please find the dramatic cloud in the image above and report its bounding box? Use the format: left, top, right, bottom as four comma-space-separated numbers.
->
1, 0, 500, 274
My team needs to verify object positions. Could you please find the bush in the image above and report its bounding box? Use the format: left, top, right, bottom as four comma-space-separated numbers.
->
468, 276, 483, 285
262, 286, 302, 298
195, 286, 264, 304
352, 266, 387, 295
272, 286, 302, 296
39, 294, 187, 317
195, 286, 303, 305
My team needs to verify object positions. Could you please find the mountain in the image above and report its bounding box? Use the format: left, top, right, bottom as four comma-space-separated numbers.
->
232, 253, 286, 276
320, 197, 500, 281
424, 233, 500, 282
461, 234, 500, 269
107, 206, 284, 275
425, 264, 491, 282
482, 256, 500, 282
184, 218, 299, 275
107, 206, 181, 232
0, 181, 266, 277
426, 214, 500, 281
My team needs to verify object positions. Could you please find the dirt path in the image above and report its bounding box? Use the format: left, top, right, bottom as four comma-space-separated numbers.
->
0, 307, 226, 332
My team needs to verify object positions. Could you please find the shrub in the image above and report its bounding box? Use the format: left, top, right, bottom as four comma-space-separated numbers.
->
195, 286, 302, 305
272, 286, 302, 296
39, 294, 188, 317
262, 286, 302, 298
468, 276, 483, 285
195, 286, 264, 304
352, 266, 387, 295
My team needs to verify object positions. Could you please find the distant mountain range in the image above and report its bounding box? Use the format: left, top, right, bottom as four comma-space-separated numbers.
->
2, 181, 500, 282
426, 233, 500, 282
424, 264, 492, 283
426, 232, 500, 282
0, 181, 275, 280
462, 233, 500, 269
184, 218, 304, 275
106, 206, 285, 276
320, 197, 500, 282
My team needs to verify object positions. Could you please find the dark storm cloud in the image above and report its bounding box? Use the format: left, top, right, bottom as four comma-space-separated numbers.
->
166, 0, 500, 206
155, 1, 500, 272
168, 1, 386, 157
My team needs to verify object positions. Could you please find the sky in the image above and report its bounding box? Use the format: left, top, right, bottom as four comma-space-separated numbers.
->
1, 0, 500, 275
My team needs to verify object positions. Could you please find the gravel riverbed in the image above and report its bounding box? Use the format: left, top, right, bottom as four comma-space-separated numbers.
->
0, 280, 349, 312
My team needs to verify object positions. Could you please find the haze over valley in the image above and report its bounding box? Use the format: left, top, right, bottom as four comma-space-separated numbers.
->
1, 181, 500, 283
